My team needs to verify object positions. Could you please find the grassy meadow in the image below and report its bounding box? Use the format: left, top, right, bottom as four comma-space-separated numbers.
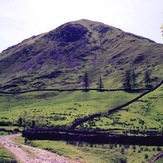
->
0, 90, 140, 128
80, 85, 163, 134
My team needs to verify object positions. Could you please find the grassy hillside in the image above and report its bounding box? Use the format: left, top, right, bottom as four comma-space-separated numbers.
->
0, 19, 163, 92
0, 90, 140, 128
0, 83, 162, 134
80, 83, 163, 134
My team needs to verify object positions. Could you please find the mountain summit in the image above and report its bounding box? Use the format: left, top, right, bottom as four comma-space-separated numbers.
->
0, 19, 163, 92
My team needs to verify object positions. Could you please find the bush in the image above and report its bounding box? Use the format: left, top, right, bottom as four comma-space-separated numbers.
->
115, 158, 127, 163
156, 147, 162, 151
120, 148, 125, 154
144, 153, 148, 159
0, 121, 13, 126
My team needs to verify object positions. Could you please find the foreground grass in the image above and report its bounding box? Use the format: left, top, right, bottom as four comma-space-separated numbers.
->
0, 145, 17, 162
14, 136, 126, 162
29, 140, 126, 163
0, 90, 140, 128
29, 139, 163, 163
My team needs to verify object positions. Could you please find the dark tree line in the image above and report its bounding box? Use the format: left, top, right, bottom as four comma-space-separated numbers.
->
82, 70, 153, 91
83, 72, 104, 91
123, 69, 153, 91
123, 70, 137, 90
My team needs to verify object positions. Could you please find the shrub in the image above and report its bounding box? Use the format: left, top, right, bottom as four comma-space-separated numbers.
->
144, 153, 148, 159
156, 147, 162, 151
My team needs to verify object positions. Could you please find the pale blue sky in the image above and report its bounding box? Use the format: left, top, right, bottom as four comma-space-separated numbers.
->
0, 0, 163, 52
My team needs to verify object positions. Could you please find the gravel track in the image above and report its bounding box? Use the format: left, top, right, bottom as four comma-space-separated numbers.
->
0, 134, 76, 163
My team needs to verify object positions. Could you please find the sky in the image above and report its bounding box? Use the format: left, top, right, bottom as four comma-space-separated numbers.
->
0, 0, 163, 52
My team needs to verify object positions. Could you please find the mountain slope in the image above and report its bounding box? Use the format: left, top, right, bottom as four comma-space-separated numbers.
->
0, 19, 163, 92
86, 81, 163, 133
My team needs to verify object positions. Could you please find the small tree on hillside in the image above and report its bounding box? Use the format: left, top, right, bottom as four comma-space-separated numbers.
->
144, 70, 152, 88
83, 72, 89, 90
123, 70, 137, 90
123, 70, 132, 90
130, 69, 137, 88
97, 76, 104, 91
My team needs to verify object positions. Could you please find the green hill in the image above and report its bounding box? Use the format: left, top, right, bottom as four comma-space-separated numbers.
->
0, 19, 163, 163
0, 90, 140, 128
0, 19, 163, 92
0, 18, 162, 133
81, 83, 163, 134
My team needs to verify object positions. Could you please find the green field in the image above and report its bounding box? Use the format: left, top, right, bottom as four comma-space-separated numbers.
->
0, 90, 140, 128
0, 86, 162, 133
82, 84, 163, 134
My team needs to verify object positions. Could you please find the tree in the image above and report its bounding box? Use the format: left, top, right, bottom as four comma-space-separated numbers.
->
123, 70, 132, 90
144, 70, 152, 88
123, 70, 137, 90
18, 117, 22, 127
130, 69, 137, 88
97, 76, 104, 91
83, 72, 89, 90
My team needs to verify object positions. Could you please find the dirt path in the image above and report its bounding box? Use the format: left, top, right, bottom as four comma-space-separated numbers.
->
0, 134, 75, 163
